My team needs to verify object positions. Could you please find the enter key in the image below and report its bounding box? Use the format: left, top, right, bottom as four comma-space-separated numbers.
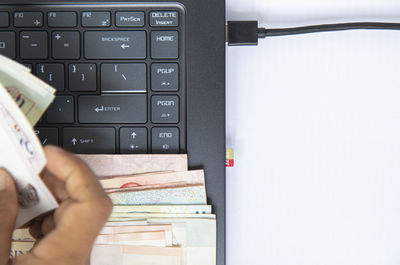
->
78, 95, 147, 123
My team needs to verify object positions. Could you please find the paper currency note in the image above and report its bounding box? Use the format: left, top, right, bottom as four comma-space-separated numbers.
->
12, 228, 35, 241
0, 84, 58, 227
101, 224, 172, 235
112, 205, 212, 214
91, 245, 182, 265
10, 241, 35, 259
96, 231, 169, 247
101, 170, 205, 190
77, 154, 188, 177
0, 55, 55, 125
109, 213, 216, 221
146, 218, 217, 265
108, 185, 207, 205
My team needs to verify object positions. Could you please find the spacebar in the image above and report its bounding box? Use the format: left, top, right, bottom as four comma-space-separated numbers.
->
79, 95, 147, 123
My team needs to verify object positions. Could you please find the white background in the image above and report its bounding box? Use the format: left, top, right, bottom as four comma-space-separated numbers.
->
226, 1, 400, 264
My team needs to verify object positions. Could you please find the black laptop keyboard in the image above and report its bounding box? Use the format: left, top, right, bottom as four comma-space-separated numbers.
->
0, 3, 186, 154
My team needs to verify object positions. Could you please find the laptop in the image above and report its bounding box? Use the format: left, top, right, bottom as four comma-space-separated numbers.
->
0, 1, 226, 264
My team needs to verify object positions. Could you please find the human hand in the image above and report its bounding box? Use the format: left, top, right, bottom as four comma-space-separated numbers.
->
0, 145, 113, 265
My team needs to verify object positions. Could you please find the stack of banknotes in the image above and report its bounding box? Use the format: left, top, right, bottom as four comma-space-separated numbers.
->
0, 54, 216, 265
12, 155, 216, 265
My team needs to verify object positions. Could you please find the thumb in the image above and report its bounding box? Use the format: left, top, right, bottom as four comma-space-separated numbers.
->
0, 169, 18, 265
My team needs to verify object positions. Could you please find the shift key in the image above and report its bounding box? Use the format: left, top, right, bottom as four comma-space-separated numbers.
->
79, 95, 147, 123
63, 127, 115, 154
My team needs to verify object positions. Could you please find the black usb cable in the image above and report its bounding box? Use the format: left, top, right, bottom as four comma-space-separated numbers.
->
227, 20, 400, 46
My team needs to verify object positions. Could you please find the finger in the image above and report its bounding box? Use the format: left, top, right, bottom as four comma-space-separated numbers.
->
41, 168, 68, 202
31, 146, 112, 264
0, 169, 18, 265
29, 220, 43, 240
53, 199, 73, 225
41, 215, 55, 236
44, 146, 105, 202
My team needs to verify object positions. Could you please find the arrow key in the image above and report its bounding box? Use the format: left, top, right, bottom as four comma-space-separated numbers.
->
120, 127, 147, 154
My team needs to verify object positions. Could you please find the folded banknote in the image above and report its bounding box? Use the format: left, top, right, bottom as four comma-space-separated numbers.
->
101, 170, 205, 190
0, 54, 55, 126
91, 245, 182, 265
108, 184, 207, 205
0, 84, 58, 227
78, 154, 188, 177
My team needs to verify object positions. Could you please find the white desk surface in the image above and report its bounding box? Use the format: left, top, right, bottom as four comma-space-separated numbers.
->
226, 1, 400, 264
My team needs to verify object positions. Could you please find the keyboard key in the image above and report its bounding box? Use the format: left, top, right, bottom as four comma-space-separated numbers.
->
20, 31, 48, 59
116, 12, 145, 27
150, 11, 179, 27
151, 31, 179, 59
151, 127, 179, 153
34, 127, 59, 145
120, 127, 147, 154
0, 32, 15, 58
52, 31, 80, 59
151, 95, 179, 123
82, 11, 111, 27
47, 96, 74, 123
48, 11, 77, 27
36, 64, 65, 91
63, 127, 115, 154
69, 64, 97, 91
101, 63, 146, 93
78, 95, 147, 123
14, 12, 43, 27
84, 31, 146, 59
151, 63, 179, 91
0, 12, 9, 27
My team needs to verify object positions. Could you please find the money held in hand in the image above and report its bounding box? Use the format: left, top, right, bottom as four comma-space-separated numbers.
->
0, 56, 58, 227
12, 155, 216, 265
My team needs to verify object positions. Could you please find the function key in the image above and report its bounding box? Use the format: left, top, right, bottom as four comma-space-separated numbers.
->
0, 12, 9, 27
14, 12, 43, 27
48, 12, 77, 27
116, 11, 145, 27
0, 32, 15, 58
150, 11, 179, 27
82, 11, 111, 27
